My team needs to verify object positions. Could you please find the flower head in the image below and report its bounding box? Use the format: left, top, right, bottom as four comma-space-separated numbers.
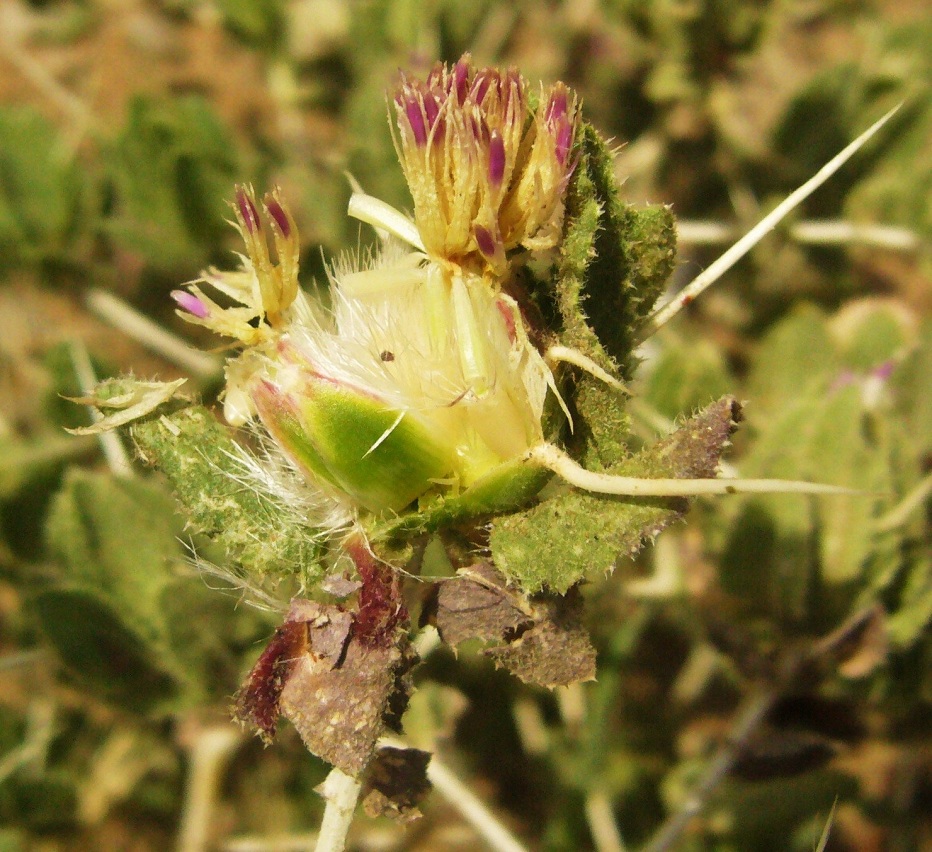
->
174, 188, 555, 516
393, 54, 579, 274
172, 185, 302, 346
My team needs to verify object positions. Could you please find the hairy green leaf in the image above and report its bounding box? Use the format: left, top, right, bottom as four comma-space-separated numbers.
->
491, 397, 740, 593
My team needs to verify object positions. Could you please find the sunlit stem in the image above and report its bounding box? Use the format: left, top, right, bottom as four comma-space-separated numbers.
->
638, 105, 901, 343
530, 444, 858, 497
314, 768, 362, 852
347, 192, 425, 252
545, 345, 629, 394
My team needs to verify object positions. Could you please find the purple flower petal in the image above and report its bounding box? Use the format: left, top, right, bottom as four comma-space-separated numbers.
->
265, 198, 291, 238
546, 87, 568, 125
489, 130, 506, 187
473, 224, 498, 258
171, 290, 209, 319
236, 187, 261, 234
555, 120, 574, 166
453, 58, 470, 104
405, 98, 427, 146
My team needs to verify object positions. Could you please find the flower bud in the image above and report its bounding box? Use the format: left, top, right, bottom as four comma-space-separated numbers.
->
250, 352, 458, 514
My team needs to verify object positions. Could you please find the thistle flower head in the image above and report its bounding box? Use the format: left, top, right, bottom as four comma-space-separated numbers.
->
393, 54, 580, 274
174, 183, 555, 516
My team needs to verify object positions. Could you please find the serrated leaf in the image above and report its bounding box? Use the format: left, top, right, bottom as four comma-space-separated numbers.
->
490, 397, 740, 593
129, 405, 326, 585
556, 123, 677, 378
483, 586, 597, 689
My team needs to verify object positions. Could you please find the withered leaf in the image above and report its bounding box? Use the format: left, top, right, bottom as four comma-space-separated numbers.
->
280, 636, 416, 777
233, 600, 352, 743
484, 586, 597, 688
361, 746, 432, 824
428, 562, 533, 648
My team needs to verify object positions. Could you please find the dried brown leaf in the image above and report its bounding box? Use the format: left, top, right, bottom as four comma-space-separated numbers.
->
427, 562, 532, 648
484, 586, 597, 688
280, 633, 416, 776
361, 746, 432, 824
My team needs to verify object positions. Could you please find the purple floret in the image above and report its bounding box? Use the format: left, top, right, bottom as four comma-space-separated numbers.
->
171, 290, 210, 319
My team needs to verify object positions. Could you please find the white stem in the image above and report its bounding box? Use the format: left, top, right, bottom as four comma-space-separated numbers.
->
314, 768, 362, 852
676, 219, 919, 252
585, 790, 628, 852
640, 106, 901, 342
423, 754, 530, 852
69, 341, 135, 479
531, 444, 857, 497
176, 725, 242, 852
347, 192, 425, 252
86, 289, 220, 379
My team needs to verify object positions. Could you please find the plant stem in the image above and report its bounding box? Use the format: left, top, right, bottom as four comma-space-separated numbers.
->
176, 724, 242, 852
314, 768, 362, 852
639, 106, 900, 343
424, 753, 530, 852
676, 219, 919, 251
585, 790, 628, 852
533, 443, 856, 497
640, 689, 776, 852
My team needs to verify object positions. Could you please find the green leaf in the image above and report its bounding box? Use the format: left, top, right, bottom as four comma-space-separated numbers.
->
556, 123, 677, 378
892, 319, 932, 456
369, 456, 552, 541
31, 588, 183, 714
738, 384, 886, 588
746, 305, 836, 421
490, 397, 740, 593
44, 470, 182, 640
0, 107, 86, 268
105, 96, 239, 271
0, 435, 93, 500
642, 334, 733, 421
129, 405, 326, 586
